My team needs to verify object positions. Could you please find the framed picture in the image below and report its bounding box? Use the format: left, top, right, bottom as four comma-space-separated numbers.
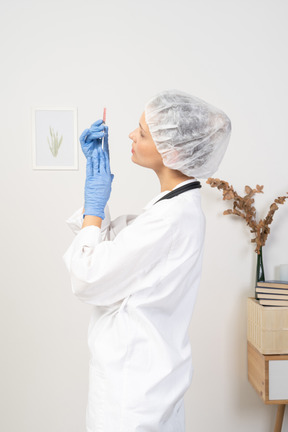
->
32, 107, 78, 170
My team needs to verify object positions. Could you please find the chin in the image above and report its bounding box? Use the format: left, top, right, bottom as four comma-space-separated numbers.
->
131, 157, 152, 170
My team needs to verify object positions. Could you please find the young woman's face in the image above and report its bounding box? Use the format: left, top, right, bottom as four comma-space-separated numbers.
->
129, 112, 164, 171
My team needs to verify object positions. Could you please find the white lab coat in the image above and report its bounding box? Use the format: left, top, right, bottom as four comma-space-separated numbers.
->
63, 180, 206, 432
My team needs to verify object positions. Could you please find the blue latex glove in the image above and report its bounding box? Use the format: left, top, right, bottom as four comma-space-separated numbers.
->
80, 119, 105, 158
83, 128, 114, 219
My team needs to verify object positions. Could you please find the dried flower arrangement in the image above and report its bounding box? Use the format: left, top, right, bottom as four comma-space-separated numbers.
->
206, 178, 288, 255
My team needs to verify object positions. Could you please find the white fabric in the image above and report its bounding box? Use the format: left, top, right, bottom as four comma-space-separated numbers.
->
63, 180, 206, 432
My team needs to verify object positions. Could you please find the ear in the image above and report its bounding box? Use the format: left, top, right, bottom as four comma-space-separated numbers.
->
164, 148, 179, 165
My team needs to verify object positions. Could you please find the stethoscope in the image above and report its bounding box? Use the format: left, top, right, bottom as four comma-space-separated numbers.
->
154, 181, 201, 205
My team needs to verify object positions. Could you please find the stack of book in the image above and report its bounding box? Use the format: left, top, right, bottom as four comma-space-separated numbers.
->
256, 280, 288, 306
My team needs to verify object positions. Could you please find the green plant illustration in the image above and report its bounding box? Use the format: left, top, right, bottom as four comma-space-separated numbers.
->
47, 126, 63, 157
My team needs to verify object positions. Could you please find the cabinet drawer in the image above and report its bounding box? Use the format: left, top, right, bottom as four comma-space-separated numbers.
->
269, 360, 288, 400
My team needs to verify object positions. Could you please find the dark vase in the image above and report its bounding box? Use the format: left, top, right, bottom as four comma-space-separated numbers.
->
256, 246, 265, 284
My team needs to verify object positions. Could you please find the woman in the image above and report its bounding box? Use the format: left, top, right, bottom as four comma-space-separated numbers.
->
63, 90, 231, 432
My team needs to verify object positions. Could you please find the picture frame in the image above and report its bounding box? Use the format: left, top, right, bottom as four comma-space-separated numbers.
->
32, 107, 78, 170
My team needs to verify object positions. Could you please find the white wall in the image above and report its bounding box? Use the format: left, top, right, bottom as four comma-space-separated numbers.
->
1, 0, 288, 430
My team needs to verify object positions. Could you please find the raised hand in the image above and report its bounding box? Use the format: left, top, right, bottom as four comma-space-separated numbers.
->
80, 119, 105, 158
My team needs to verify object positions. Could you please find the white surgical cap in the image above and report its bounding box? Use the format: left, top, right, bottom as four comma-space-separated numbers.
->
144, 90, 231, 178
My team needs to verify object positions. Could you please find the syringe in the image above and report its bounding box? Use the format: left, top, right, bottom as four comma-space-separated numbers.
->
102, 107, 107, 149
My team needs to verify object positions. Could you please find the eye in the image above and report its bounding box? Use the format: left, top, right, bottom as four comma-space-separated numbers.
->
140, 132, 144, 138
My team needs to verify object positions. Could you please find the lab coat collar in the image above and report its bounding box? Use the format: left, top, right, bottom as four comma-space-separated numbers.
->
143, 179, 199, 211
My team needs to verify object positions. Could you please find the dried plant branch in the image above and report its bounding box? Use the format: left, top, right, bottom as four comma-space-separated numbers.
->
206, 178, 288, 254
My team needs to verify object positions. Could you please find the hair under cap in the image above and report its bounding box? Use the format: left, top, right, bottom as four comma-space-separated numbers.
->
144, 90, 231, 178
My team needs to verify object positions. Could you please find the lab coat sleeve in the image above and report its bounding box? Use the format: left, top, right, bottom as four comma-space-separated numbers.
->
62, 210, 173, 306
65, 205, 138, 241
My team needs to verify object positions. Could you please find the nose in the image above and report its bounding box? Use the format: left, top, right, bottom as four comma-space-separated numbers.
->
129, 129, 136, 140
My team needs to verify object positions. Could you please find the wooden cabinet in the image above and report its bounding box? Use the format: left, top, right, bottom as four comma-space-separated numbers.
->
247, 297, 288, 431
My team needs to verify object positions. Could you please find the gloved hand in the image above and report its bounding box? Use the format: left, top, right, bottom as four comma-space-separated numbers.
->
83, 128, 114, 219
80, 119, 105, 158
